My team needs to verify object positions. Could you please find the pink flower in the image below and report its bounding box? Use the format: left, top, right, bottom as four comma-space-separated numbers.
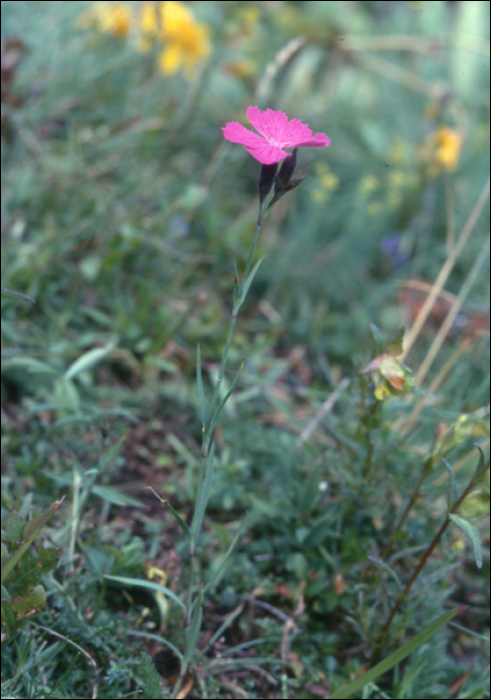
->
222, 106, 330, 165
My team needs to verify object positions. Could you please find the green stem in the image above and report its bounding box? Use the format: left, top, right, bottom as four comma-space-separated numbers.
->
362, 399, 380, 480
203, 203, 265, 455
179, 202, 267, 695
204, 310, 239, 453
379, 458, 433, 560
371, 461, 489, 664
185, 541, 196, 628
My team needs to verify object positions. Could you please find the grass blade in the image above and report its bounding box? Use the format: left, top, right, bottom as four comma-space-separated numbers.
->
237, 254, 266, 309
147, 486, 191, 542
191, 440, 216, 539
196, 343, 208, 426
204, 514, 248, 593
206, 359, 245, 441
64, 341, 116, 380
102, 574, 186, 610
183, 581, 203, 668
333, 607, 464, 699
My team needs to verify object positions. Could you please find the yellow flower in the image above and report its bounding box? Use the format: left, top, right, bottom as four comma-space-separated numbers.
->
361, 330, 415, 401
435, 127, 462, 170
78, 3, 132, 38
451, 539, 466, 552
224, 58, 257, 79
358, 175, 380, 194
138, 2, 211, 78
388, 170, 407, 189
235, 6, 261, 37
140, 2, 160, 37
158, 1, 211, 78
320, 172, 340, 190
423, 126, 463, 176
374, 384, 392, 401
241, 7, 260, 26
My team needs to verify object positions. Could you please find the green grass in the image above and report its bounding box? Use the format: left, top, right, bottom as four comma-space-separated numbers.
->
1, 1, 490, 698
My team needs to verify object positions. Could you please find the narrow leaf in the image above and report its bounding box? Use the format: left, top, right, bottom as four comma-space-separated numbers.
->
449, 514, 483, 569
127, 629, 184, 662
204, 515, 248, 592
202, 603, 246, 655
191, 441, 216, 539
209, 656, 282, 671
333, 607, 464, 699
64, 342, 115, 380
206, 360, 245, 439
184, 582, 203, 667
1, 287, 36, 303
102, 574, 186, 610
387, 328, 406, 356
365, 556, 403, 591
472, 444, 489, 484
1, 357, 56, 375
2, 499, 65, 583
369, 323, 385, 353
442, 457, 459, 513
98, 435, 125, 470
233, 256, 240, 305
148, 487, 191, 543
196, 344, 207, 426
237, 254, 266, 308
92, 485, 143, 508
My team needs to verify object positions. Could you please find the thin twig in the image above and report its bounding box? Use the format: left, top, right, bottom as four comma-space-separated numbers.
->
295, 377, 350, 448
352, 52, 437, 97
372, 456, 490, 663
402, 178, 490, 360
255, 37, 307, 100
33, 623, 99, 699
416, 234, 490, 385
1, 287, 36, 304
340, 34, 489, 56
401, 339, 472, 436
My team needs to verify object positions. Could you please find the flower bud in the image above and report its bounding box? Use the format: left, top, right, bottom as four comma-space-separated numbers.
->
361, 353, 415, 401
277, 148, 297, 188
259, 162, 278, 204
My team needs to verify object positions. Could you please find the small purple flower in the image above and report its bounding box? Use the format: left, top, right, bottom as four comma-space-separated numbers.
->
382, 234, 410, 270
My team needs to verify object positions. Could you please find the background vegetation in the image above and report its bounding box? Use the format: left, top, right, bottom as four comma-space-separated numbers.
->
1, 1, 489, 698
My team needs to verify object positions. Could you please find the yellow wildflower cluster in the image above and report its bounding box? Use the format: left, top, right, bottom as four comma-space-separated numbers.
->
78, 1, 211, 79
77, 3, 133, 38
422, 126, 463, 176
310, 162, 340, 203
139, 1, 211, 78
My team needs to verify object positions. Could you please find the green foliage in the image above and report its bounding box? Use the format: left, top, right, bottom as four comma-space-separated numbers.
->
1, 0, 490, 698
1, 501, 62, 638
136, 652, 168, 700
333, 608, 465, 699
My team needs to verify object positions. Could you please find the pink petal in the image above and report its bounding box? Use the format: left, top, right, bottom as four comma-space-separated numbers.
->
222, 119, 288, 163
294, 132, 331, 148
247, 106, 318, 148
246, 106, 291, 144
223, 107, 330, 163
222, 122, 263, 147
243, 142, 289, 165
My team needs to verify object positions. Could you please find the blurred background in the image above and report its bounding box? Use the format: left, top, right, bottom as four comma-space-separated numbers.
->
1, 2, 490, 699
